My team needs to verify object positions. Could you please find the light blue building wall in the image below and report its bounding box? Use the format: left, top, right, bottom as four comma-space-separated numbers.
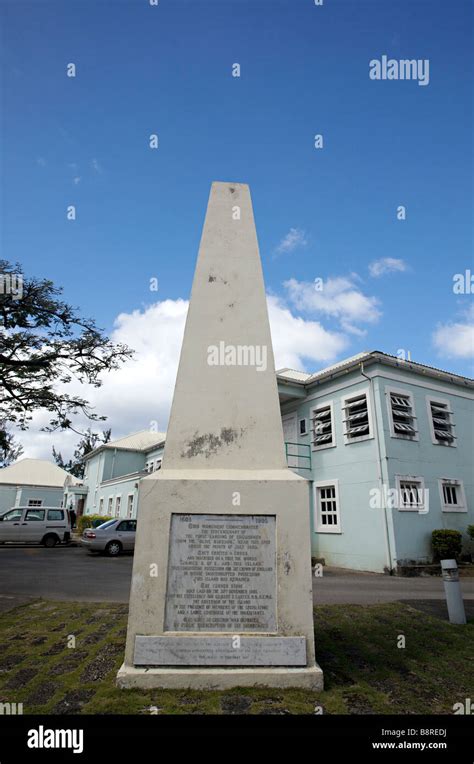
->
280, 368, 388, 571
278, 353, 474, 572
0, 484, 63, 515
81, 434, 165, 519
374, 367, 473, 567
0, 485, 18, 514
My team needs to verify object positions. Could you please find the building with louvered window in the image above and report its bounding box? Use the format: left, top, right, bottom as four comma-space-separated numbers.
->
277, 351, 473, 573
75, 351, 472, 573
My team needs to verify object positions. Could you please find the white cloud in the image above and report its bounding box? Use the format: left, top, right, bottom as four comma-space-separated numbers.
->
73, 177, 81, 185
283, 276, 381, 335
369, 257, 407, 277
36, 157, 46, 167
17, 296, 347, 460
432, 305, 474, 359
267, 295, 347, 369
275, 228, 307, 254
18, 300, 187, 460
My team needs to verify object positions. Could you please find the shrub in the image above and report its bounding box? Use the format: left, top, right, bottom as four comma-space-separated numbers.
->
431, 529, 463, 561
77, 514, 112, 534
468, 525, 474, 540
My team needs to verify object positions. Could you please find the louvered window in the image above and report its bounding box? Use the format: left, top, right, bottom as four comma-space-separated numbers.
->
343, 393, 371, 441
399, 481, 424, 509
312, 404, 334, 448
428, 399, 455, 445
389, 392, 417, 439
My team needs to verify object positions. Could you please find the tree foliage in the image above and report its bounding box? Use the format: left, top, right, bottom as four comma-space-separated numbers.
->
0, 425, 24, 468
0, 260, 133, 433
52, 428, 112, 479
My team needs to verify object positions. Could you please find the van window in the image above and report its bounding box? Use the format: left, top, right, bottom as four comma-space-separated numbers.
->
2, 509, 23, 522
25, 509, 46, 521
47, 509, 64, 521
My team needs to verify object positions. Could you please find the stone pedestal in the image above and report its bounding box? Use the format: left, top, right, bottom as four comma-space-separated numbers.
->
117, 182, 323, 690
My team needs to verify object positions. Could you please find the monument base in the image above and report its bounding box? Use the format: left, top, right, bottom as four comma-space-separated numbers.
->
119, 470, 323, 691
116, 662, 324, 691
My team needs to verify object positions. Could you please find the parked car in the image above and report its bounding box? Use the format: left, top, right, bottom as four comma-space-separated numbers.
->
0, 506, 71, 547
80, 518, 136, 556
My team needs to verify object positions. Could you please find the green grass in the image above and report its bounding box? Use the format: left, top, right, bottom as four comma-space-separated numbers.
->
0, 600, 472, 715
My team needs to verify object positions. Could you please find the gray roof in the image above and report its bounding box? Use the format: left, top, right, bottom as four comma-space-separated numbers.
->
83, 430, 166, 461
0, 459, 80, 487
277, 351, 474, 389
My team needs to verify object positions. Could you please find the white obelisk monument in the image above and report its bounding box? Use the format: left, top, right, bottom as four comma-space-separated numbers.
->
117, 182, 323, 689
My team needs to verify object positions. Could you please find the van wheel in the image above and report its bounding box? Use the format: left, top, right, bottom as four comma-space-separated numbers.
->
105, 541, 122, 557
43, 534, 58, 548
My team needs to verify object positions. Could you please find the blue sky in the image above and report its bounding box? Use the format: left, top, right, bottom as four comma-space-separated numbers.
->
2, 0, 473, 453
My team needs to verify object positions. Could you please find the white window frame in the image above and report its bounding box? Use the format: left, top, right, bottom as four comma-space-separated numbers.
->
127, 493, 134, 518
115, 495, 122, 518
107, 496, 113, 515
154, 459, 162, 471
386, 385, 418, 441
99, 497, 104, 514
27, 498, 43, 507
438, 479, 467, 513
395, 474, 426, 512
314, 479, 341, 533
426, 395, 456, 447
341, 389, 374, 445
311, 400, 336, 451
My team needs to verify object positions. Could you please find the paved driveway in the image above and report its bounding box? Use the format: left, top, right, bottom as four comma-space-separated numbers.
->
0, 544, 133, 603
313, 566, 474, 620
0, 546, 472, 619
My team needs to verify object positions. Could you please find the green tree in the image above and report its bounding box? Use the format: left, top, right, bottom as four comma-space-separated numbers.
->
0, 425, 24, 468
0, 260, 133, 433
52, 428, 112, 479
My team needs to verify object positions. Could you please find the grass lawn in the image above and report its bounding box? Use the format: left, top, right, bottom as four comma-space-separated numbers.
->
0, 600, 472, 715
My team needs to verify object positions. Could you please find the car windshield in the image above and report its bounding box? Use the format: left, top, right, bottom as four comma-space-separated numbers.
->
96, 519, 117, 530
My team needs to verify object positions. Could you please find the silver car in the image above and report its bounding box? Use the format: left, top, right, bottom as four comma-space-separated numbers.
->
80, 518, 136, 556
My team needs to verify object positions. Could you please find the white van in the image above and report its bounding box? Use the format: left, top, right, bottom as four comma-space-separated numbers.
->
0, 506, 71, 547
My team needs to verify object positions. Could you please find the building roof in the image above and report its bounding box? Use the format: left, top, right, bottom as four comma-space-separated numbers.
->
0, 458, 79, 487
277, 351, 474, 389
83, 430, 166, 461
275, 368, 312, 382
